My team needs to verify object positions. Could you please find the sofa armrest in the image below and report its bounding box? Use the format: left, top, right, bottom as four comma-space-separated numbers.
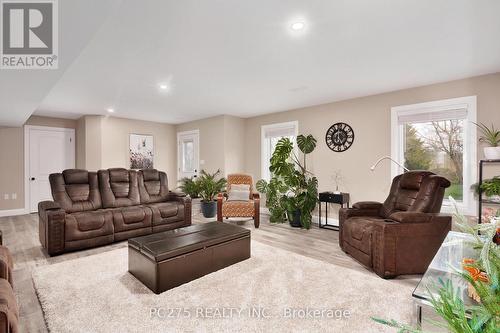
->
170, 195, 192, 226
338, 206, 381, 250
168, 190, 186, 198
38, 201, 66, 256
352, 201, 382, 210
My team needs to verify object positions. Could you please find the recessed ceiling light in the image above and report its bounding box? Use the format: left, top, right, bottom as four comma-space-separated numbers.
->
290, 21, 305, 31
159, 84, 168, 90
106, 108, 115, 113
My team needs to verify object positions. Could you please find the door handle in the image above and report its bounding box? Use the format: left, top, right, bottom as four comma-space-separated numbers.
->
30, 177, 35, 181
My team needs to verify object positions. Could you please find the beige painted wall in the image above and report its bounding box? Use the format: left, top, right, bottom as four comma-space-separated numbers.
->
175, 115, 247, 178
224, 116, 246, 175
0, 114, 178, 212
245, 73, 500, 216
0, 127, 24, 210
82, 116, 103, 171
100, 116, 177, 181
0, 116, 77, 211
176, 116, 226, 176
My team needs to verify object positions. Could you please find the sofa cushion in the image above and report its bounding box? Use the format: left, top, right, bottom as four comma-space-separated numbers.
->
98, 169, 140, 208
147, 202, 184, 225
138, 169, 169, 203
109, 206, 152, 232
49, 170, 102, 213
65, 210, 114, 241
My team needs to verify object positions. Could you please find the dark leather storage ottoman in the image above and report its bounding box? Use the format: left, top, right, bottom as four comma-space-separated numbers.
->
128, 222, 250, 294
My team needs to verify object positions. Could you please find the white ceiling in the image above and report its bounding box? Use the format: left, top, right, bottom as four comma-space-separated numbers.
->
0, 0, 122, 127
2, 0, 500, 126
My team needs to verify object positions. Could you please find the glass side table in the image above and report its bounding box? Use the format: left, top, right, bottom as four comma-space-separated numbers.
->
412, 231, 478, 328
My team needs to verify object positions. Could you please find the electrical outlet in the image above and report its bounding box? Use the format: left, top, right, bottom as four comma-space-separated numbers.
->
3, 194, 9, 200
200, 160, 205, 165
11, 193, 17, 200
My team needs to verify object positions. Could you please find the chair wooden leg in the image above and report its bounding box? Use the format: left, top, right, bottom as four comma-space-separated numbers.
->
254, 214, 260, 228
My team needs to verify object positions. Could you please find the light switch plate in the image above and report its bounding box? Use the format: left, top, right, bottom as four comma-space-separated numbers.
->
3, 194, 9, 200
11, 193, 17, 200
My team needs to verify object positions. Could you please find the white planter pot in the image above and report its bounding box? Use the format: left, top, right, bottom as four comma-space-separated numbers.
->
483, 146, 500, 160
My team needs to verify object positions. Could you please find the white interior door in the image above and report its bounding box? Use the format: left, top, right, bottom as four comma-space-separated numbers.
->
177, 130, 199, 180
27, 126, 75, 212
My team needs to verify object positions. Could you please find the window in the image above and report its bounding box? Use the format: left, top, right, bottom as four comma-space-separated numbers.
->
261, 121, 298, 181
391, 96, 477, 214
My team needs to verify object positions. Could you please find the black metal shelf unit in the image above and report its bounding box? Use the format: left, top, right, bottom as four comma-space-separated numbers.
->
478, 159, 500, 224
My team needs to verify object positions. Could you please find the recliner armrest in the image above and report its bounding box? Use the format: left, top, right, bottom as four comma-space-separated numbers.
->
352, 201, 382, 210
388, 211, 433, 224
38, 200, 62, 212
38, 201, 66, 256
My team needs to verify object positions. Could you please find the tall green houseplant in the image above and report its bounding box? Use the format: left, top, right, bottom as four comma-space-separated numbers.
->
257, 134, 318, 229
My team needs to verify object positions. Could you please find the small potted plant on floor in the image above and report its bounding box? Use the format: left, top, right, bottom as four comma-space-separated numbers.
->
178, 176, 201, 198
474, 122, 500, 159
197, 169, 227, 218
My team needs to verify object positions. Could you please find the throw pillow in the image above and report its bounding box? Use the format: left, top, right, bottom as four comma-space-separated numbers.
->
228, 189, 250, 201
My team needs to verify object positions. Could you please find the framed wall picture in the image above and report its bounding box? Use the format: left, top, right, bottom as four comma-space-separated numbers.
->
129, 134, 154, 169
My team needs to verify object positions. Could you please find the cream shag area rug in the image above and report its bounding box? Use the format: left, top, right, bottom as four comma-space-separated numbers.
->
32, 241, 414, 332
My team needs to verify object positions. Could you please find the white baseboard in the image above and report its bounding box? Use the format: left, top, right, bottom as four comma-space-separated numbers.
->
312, 215, 339, 227
0, 208, 29, 217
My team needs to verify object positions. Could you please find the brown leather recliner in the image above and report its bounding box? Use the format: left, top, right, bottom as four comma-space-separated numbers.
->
38, 168, 191, 256
339, 171, 452, 278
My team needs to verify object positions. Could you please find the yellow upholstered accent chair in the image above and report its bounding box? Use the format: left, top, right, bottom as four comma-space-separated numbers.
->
217, 174, 260, 228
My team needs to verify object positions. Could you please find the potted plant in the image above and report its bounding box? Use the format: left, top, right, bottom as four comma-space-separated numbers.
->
197, 169, 227, 218
256, 176, 288, 224
373, 198, 500, 332
256, 134, 318, 229
474, 122, 500, 159
177, 176, 200, 198
471, 176, 500, 202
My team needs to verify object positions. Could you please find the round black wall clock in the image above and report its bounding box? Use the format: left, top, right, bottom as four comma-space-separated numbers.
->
325, 122, 354, 152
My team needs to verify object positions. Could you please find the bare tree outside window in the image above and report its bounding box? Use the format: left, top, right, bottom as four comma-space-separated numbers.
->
404, 119, 464, 200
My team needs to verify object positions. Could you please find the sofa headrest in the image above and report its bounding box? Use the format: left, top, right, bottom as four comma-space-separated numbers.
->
399, 171, 433, 191
108, 168, 130, 183
141, 169, 160, 182
62, 169, 89, 184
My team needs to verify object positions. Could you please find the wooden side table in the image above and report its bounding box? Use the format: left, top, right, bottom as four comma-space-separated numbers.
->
318, 192, 350, 230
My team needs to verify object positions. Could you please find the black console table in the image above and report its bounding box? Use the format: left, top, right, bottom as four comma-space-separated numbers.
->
318, 192, 350, 230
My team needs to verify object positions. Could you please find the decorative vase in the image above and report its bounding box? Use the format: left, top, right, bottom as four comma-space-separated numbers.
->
201, 200, 217, 218
483, 146, 500, 160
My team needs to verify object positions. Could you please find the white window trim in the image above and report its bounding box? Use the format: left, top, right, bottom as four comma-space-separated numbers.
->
261, 121, 299, 181
391, 96, 477, 215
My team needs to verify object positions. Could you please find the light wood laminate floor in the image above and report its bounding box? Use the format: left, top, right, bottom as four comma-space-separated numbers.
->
0, 213, 423, 332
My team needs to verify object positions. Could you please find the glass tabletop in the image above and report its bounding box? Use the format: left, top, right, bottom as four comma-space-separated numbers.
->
412, 231, 479, 307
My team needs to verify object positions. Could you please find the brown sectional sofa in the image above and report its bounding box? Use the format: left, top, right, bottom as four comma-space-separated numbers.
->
39, 168, 191, 256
